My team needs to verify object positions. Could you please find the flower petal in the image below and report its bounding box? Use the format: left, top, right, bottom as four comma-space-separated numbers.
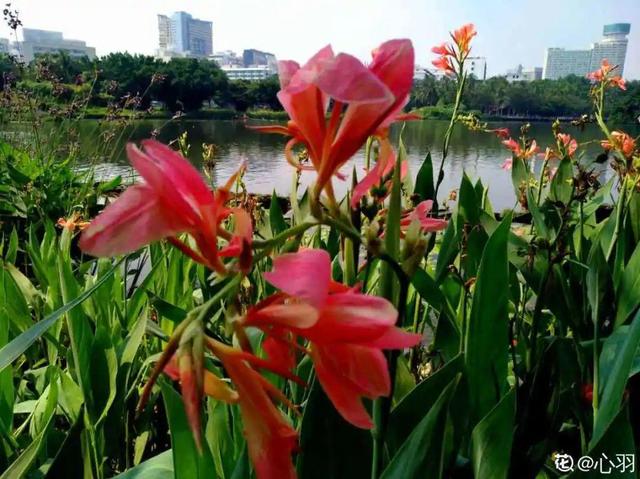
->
79, 184, 187, 257
264, 249, 331, 307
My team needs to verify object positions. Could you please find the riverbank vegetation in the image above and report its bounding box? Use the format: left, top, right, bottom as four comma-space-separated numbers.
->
1, 22, 640, 479
1, 50, 638, 123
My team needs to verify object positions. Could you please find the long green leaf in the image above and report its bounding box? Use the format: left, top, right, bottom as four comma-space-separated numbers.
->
381, 376, 459, 479
471, 388, 515, 479
0, 257, 125, 373
111, 451, 174, 479
465, 213, 511, 426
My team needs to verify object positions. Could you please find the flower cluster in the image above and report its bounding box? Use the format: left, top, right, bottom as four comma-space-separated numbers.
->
601, 131, 637, 159
431, 23, 477, 76
501, 137, 539, 170
251, 40, 416, 206
587, 59, 626, 90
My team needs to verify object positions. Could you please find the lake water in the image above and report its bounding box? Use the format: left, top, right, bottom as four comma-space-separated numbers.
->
12, 118, 638, 210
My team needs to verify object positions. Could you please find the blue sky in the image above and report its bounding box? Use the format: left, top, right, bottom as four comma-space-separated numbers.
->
2, 0, 639, 78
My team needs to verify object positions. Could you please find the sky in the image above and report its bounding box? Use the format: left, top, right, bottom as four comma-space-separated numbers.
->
1, 0, 639, 79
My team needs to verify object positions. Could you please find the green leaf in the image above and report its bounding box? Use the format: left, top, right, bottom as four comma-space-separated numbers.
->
381, 376, 459, 479
0, 413, 54, 479
471, 388, 515, 479
548, 157, 573, 205
413, 152, 434, 202
587, 244, 609, 324
592, 309, 640, 447
614, 240, 640, 327
297, 380, 372, 478
458, 173, 481, 225
410, 268, 455, 321
387, 354, 463, 454
5, 228, 18, 264
0, 258, 124, 373
465, 213, 511, 426
111, 451, 174, 479
269, 190, 288, 236
160, 379, 216, 479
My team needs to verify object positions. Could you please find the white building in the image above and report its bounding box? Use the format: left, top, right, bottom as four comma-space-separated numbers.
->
210, 50, 243, 67
157, 11, 213, 59
463, 56, 487, 80
0, 38, 9, 54
505, 65, 543, 82
543, 23, 631, 79
14, 29, 96, 63
222, 65, 276, 81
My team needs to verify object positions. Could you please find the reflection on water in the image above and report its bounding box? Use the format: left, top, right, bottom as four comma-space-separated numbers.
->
17, 119, 639, 210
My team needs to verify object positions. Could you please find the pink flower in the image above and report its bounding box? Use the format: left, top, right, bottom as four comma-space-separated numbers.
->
502, 138, 538, 159
557, 133, 578, 157
452, 23, 477, 56
251, 40, 415, 201
79, 140, 252, 274
489, 128, 510, 139
400, 200, 448, 233
242, 249, 421, 429
501, 158, 513, 170
432, 54, 456, 75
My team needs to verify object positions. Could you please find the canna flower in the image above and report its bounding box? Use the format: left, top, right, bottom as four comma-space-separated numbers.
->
57, 211, 90, 232
502, 138, 538, 159
556, 133, 578, 157
587, 59, 626, 90
351, 138, 407, 208
488, 128, 510, 139
399, 200, 448, 233
252, 40, 415, 204
501, 158, 513, 170
207, 339, 298, 479
431, 23, 476, 75
452, 23, 477, 56
601, 131, 636, 158
242, 249, 421, 429
79, 140, 252, 275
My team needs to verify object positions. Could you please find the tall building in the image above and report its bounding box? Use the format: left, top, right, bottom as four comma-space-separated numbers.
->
14, 29, 96, 63
211, 50, 243, 67
591, 23, 631, 76
0, 38, 9, 54
463, 56, 487, 80
157, 11, 213, 59
543, 23, 631, 79
242, 49, 277, 69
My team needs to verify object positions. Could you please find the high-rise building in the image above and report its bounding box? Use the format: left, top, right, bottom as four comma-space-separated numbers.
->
0, 38, 9, 54
543, 23, 631, 79
211, 50, 243, 67
156, 11, 213, 59
463, 56, 487, 80
591, 23, 631, 76
14, 29, 96, 63
242, 49, 277, 69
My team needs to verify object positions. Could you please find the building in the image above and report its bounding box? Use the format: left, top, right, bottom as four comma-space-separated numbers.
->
242, 49, 277, 69
221, 65, 276, 81
463, 56, 487, 80
543, 23, 631, 79
210, 50, 243, 67
157, 11, 213, 59
0, 38, 9, 54
14, 29, 96, 63
543, 48, 591, 79
505, 64, 543, 82
591, 23, 631, 76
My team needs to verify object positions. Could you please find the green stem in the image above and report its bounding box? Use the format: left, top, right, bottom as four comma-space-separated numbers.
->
527, 255, 553, 370
433, 72, 466, 207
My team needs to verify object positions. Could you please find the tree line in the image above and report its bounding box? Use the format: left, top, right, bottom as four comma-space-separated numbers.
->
1, 51, 638, 123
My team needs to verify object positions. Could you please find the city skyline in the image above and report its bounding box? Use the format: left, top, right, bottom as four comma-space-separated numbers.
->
0, 0, 638, 79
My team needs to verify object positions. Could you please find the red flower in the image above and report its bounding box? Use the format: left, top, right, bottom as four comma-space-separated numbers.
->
488, 128, 510, 139
587, 59, 626, 91
452, 23, 477, 56
79, 140, 252, 274
432, 55, 456, 75
557, 133, 578, 157
400, 200, 448, 233
252, 40, 415, 202
601, 131, 636, 158
242, 249, 421, 428
581, 383, 594, 403
502, 138, 538, 159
